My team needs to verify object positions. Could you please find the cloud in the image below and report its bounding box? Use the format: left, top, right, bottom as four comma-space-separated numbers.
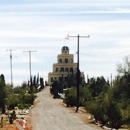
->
0, 1, 129, 15
0, 30, 62, 38
118, 38, 130, 48
0, 0, 129, 86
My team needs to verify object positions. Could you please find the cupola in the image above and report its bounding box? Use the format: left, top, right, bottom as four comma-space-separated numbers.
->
61, 46, 69, 54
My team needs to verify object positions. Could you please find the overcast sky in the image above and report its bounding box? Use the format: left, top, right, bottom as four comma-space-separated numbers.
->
0, 0, 130, 86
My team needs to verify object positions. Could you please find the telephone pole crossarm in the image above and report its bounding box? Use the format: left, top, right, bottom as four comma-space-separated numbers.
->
67, 34, 90, 112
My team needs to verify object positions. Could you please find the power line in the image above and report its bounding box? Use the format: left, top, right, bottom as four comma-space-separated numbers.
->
79, 51, 130, 57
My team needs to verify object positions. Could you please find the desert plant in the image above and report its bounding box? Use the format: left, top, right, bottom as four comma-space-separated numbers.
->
63, 87, 76, 107
9, 110, 16, 124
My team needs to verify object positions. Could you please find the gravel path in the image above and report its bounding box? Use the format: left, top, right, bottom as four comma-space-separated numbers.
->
30, 87, 102, 130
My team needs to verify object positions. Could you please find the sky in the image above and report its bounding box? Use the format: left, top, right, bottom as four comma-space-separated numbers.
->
0, 0, 130, 86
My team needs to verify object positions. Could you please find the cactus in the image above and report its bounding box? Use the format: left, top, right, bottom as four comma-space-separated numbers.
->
9, 110, 16, 124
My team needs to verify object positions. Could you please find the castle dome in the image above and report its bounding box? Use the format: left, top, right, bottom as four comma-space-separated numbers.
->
61, 46, 69, 51
61, 46, 69, 54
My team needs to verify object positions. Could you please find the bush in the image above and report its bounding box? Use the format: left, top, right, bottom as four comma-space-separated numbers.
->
85, 99, 123, 129
106, 101, 122, 129
63, 88, 76, 107
7, 95, 20, 109
6, 93, 36, 110
19, 94, 37, 105
18, 103, 31, 109
85, 100, 107, 125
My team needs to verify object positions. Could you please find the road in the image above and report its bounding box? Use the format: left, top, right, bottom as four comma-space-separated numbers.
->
30, 86, 101, 130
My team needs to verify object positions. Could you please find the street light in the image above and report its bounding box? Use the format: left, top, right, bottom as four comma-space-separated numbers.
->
66, 34, 90, 112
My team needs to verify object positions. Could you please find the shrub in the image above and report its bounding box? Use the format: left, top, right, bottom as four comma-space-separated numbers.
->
63, 88, 76, 107
85, 100, 107, 125
19, 94, 37, 105
106, 101, 122, 129
85, 99, 123, 129
7, 95, 20, 109
18, 103, 31, 109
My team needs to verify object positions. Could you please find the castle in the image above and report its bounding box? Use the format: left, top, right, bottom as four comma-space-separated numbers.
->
48, 46, 83, 85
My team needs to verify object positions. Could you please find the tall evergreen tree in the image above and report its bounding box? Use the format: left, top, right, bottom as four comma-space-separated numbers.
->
40, 77, 44, 90
37, 73, 39, 85
0, 74, 6, 113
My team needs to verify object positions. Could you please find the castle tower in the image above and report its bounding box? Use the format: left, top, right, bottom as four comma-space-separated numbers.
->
48, 46, 77, 85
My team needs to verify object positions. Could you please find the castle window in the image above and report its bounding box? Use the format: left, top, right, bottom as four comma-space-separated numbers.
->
65, 58, 68, 63
56, 68, 58, 72
60, 67, 64, 72
65, 68, 68, 72
65, 77, 67, 81
59, 59, 62, 63
70, 67, 73, 72
51, 77, 53, 82
59, 77, 62, 82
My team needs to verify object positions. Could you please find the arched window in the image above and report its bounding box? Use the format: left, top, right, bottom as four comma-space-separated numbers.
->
60, 67, 64, 72
65, 68, 68, 72
70, 67, 73, 72
59, 59, 62, 63
51, 77, 53, 82
65, 58, 68, 63
56, 68, 58, 72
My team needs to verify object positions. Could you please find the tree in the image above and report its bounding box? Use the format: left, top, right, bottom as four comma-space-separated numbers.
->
63, 87, 76, 107
79, 86, 92, 102
40, 77, 44, 90
117, 55, 130, 73
21, 81, 28, 89
51, 79, 59, 98
9, 110, 16, 124
7, 94, 20, 109
33, 75, 36, 87
85, 93, 123, 129
88, 77, 109, 98
0, 74, 6, 113
89, 78, 96, 97
66, 70, 85, 88
85, 94, 108, 125
37, 73, 39, 85
106, 101, 122, 129
108, 73, 130, 128
30, 76, 33, 93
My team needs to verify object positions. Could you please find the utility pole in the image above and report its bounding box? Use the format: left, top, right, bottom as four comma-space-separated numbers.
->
23, 50, 36, 92
66, 34, 90, 112
7, 49, 15, 88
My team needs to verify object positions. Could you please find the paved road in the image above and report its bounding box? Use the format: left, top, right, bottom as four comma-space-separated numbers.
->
30, 87, 101, 130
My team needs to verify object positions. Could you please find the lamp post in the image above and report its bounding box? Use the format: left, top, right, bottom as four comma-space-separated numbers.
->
66, 34, 90, 112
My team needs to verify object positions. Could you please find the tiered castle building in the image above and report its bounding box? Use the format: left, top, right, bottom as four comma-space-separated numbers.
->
48, 46, 78, 85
